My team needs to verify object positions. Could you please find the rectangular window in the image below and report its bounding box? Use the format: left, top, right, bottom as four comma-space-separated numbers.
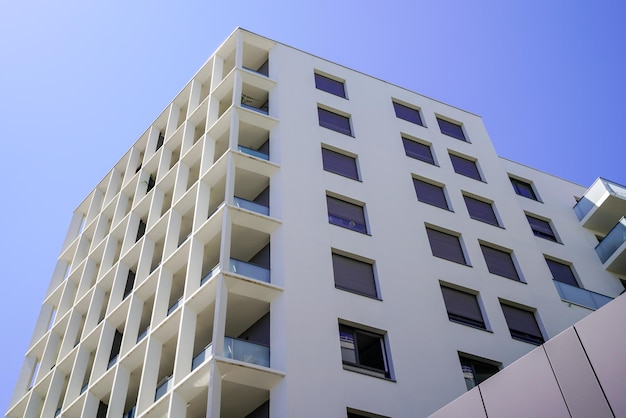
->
459, 354, 500, 390
413, 178, 449, 210
527, 215, 557, 241
501, 304, 544, 345
322, 148, 359, 180
480, 244, 520, 281
511, 177, 538, 200
464, 195, 499, 226
332, 253, 377, 298
318, 107, 352, 136
327, 195, 367, 234
315, 73, 346, 98
426, 227, 467, 265
402, 137, 435, 164
441, 286, 485, 329
339, 324, 390, 378
393, 102, 423, 126
450, 154, 482, 181
546, 259, 578, 287
437, 118, 467, 141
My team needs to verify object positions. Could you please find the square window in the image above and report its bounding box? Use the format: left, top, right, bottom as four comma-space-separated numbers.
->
441, 286, 486, 329
322, 148, 359, 180
332, 253, 377, 298
393, 102, 423, 126
510, 178, 538, 200
339, 324, 390, 378
450, 154, 482, 181
327, 195, 368, 234
315, 73, 346, 98
500, 304, 545, 345
480, 244, 520, 281
527, 215, 557, 241
459, 354, 500, 390
413, 178, 449, 210
426, 227, 467, 265
437, 118, 467, 141
318, 107, 352, 136
545, 258, 578, 287
464, 196, 499, 226
402, 137, 435, 164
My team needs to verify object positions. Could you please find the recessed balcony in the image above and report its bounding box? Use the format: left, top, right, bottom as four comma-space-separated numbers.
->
596, 217, 626, 274
237, 145, 269, 161
154, 375, 173, 401
229, 259, 270, 283
574, 178, 626, 233
553, 280, 613, 310
224, 337, 269, 367
234, 196, 269, 216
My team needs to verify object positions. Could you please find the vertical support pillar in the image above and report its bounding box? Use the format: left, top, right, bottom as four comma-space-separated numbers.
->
107, 365, 131, 417
173, 306, 197, 382
206, 360, 223, 418
136, 338, 163, 413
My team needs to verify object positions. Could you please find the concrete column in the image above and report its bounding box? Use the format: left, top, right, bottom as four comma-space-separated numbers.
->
189, 78, 202, 112
136, 338, 163, 413
107, 365, 131, 417
23, 392, 42, 418
173, 306, 197, 382
206, 361, 223, 418
40, 370, 65, 417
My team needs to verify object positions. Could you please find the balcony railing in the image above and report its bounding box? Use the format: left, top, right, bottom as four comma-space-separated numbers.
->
553, 280, 613, 310
224, 337, 270, 367
200, 264, 220, 286
54, 407, 62, 417
596, 218, 626, 263
154, 375, 173, 401
241, 102, 269, 115
229, 259, 270, 283
574, 178, 626, 233
167, 297, 183, 316
238, 145, 269, 160
137, 326, 149, 343
107, 355, 118, 370
191, 342, 214, 370
234, 196, 269, 216
123, 406, 136, 418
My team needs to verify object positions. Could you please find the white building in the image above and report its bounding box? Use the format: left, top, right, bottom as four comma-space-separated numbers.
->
6, 28, 626, 418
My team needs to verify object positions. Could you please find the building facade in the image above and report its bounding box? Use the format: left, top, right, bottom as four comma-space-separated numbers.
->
6, 28, 626, 418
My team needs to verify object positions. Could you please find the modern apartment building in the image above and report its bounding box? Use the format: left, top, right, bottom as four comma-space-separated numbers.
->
6, 28, 626, 418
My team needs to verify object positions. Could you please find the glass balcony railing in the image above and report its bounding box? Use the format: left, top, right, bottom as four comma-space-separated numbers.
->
596, 218, 626, 263
154, 375, 172, 401
54, 407, 62, 417
238, 145, 269, 160
107, 355, 118, 370
234, 196, 269, 215
200, 264, 220, 286
123, 406, 136, 418
137, 326, 149, 343
224, 337, 270, 367
240, 102, 269, 115
229, 259, 270, 283
553, 280, 613, 310
191, 342, 214, 371
574, 178, 626, 221
167, 297, 183, 316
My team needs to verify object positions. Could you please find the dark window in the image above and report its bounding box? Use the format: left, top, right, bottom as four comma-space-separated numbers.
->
123, 270, 136, 299
546, 259, 578, 287
318, 107, 352, 136
332, 253, 377, 298
156, 132, 164, 151
459, 355, 500, 390
441, 286, 485, 329
322, 148, 359, 180
96, 402, 108, 418
464, 196, 499, 226
327, 196, 367, 234
402, 137, 435, 164
480, 244, 520, 281
527, 215, 557, 241
426, 228, 467, 265
136, 220, 146, 242
393, 102, 423, 126
347, 409, 390, 418
437, 118, 467, 141
450, 154, 482, 180
501, 304, 544, 345
146, 175, 155, 193
108, 330, 123, 367
413, 179, 449, 210
315, 73, 346, 98
339, 324, 390, 378
511, 178, 538, 200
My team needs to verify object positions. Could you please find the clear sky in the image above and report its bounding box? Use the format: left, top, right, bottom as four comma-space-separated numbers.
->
2, 0, 625, 411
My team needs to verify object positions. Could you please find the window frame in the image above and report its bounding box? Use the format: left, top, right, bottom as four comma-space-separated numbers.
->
332, 251, 379, 299
426, 227, 468, 265
437, 117, 467, 141
463, 195, 500, 227
392, 101, 424, 126
402, 136, 435, 165
545, 258, 579, 287
339, 323, 391, 379
326, 194, 368, 234
526, 214, 557, 242
449, 153, 482, 181
318, 106, 353, 136
510, 177, 539, 201
459, 353, 501, 390
321, 147, 360, 180
413, 177, 450, 210
314, 72, 346, 98
440, 285, 487, 330
480, 243, 521, 282
500, 303, 545, 345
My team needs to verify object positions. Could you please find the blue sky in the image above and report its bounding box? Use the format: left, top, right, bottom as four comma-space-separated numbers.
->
2, 0, 625, 411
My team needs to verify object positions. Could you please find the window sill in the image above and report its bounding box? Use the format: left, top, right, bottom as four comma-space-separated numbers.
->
323, 169, 361, 182
342, 365, 396, 382
328, 221, 371, 236
319, 125, 354, 137
335, 285, 382, 301
448, 318, 492, 333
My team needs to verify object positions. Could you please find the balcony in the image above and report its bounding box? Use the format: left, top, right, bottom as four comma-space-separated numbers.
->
107, 355, 118, 370
234, 196, 269, 216
123, 406, 136, 418
200, 264, 220, 286
167, 297, 183, 315
191, 342, 214, 371
137, 326, 149, 343
154, 375, 173, 401
229, 258, 270, 283
223, 337, 270, 368
238, 145, 269, 161
574, 178, 626, 233
596, 218, 626, 273
553, 280, 613, 310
